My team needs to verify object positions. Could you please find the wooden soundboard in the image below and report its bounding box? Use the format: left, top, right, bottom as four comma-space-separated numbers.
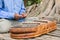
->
10, 20, 57, 39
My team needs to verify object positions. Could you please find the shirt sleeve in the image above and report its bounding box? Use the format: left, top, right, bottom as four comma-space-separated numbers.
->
0, 0, 15, 19
19, 0, 26, 14
0, 10, 15, 19
0, 0, 2, 8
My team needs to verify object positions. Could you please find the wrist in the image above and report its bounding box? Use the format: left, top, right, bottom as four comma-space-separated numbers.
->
14, 13, 20, 20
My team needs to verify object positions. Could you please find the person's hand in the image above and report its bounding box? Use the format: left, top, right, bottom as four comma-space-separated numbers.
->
22, 13, 27, 18
14, 13, 27, 20
14, 13, 22, 20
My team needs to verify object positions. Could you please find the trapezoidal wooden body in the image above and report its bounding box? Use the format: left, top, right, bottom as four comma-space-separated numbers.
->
10, 20, 57, 39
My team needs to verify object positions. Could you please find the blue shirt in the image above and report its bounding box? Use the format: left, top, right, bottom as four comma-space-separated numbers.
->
0, 0, 26, 22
